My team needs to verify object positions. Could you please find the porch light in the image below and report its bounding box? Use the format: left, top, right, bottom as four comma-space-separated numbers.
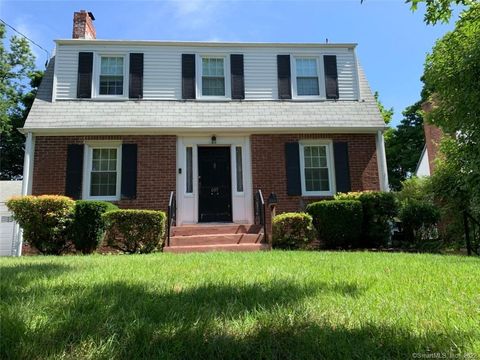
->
211, 135, 217, 144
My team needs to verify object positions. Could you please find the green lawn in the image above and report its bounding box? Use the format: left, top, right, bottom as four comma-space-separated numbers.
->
1, 252, 479, 360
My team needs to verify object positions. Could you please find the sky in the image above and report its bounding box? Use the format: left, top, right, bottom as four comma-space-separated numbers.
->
1, 0, 458, 126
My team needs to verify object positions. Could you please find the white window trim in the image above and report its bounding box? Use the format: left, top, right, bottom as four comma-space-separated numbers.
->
291, 55, 325, 100
196, 54, 231, 100
92, 53, 129, 99
233, 145, 245, 195
82, 141, 122, 201
185, 146, 194, 196
299, 140, 336, 196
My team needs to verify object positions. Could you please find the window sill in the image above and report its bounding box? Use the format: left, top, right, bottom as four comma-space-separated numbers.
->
91, 96, 129, 101
84, 196, 121, 201
301, 192, 334, 197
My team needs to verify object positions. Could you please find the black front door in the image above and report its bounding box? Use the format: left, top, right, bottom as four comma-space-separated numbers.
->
198, 147, 232, 222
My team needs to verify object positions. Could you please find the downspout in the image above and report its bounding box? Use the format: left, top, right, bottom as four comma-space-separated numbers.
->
16, 132, 35, 256
376, 130, 389, 192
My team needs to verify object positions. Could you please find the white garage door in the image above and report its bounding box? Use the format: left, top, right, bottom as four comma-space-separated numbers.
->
0, 211, 16, 256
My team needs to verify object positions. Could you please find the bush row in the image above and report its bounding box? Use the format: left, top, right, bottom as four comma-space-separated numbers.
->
6, 196, 166, 255
272, 191, 440, 250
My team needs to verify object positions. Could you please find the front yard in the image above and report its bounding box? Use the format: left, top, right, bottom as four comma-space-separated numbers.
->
1, 251, 479, 359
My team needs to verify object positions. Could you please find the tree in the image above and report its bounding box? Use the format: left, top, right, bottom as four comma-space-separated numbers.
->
0, 22, 41, 179
407, 0, 475, 25
385, 101, 425, 190
423, 4, 480, 205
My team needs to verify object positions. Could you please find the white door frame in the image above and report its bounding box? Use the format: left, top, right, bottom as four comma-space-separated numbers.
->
176, 135, 253, 225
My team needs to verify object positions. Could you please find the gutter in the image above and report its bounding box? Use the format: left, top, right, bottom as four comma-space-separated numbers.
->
19, 126, 387, 136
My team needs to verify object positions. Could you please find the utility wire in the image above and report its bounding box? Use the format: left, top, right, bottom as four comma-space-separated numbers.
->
0, 18, 51, 67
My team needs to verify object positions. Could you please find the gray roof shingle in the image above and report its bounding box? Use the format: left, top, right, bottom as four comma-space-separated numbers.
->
23, 57, 385, 133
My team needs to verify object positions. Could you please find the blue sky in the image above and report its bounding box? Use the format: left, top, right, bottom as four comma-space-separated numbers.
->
1, 0, 457, 126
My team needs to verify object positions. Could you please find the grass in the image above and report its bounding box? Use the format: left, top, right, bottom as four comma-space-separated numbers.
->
1, 251, 479, 360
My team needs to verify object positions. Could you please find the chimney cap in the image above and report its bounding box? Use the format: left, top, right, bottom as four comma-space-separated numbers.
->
87, 12, 95, 21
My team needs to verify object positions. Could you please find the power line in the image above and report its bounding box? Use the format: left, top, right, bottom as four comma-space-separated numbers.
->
0, 18, 50, 67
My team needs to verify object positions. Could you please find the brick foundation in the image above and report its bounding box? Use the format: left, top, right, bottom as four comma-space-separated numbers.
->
32, 135, 176, 210
251, 133, 380, 224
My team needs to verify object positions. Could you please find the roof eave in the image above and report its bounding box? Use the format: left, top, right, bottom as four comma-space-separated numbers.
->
19, 125, 385, 136
54, 39, 358, 49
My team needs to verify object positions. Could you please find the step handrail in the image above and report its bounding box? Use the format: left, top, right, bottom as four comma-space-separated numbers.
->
167, 191, 176, 247
254, 189, 268, 243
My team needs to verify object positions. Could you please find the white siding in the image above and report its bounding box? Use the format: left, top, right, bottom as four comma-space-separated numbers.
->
54, 43, 359, 101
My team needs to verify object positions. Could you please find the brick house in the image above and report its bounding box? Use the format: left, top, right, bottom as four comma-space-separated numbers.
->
20, 11, 388, 251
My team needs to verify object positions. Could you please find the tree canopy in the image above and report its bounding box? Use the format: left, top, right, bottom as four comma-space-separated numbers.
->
423, 4, 480, 205
0, 23, 42, 179
407, 0, 476, 24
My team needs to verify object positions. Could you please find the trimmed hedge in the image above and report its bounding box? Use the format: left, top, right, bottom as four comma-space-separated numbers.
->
399, 200, 440, 244
272, 212, 316, 249
335, 191, 398, 248
103, 210, 166, 253
71, 200, 118, 254
306, 200, 363, 249
6, 195, 75, 255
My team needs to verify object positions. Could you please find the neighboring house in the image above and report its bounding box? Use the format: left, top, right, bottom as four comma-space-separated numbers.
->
20, 11, 388, 251
0, 181, 22, 256
414, 122, 443, 177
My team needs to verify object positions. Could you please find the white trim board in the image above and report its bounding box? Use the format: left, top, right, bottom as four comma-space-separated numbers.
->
176, 135, 253, 225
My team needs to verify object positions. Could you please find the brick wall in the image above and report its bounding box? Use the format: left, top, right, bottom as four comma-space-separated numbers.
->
32, 135, 176, 210
251, 133, 380, 224
423, 123, 443, 174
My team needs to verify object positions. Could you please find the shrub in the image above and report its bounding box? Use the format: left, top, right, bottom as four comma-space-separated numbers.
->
103, 209, 166, 253
6, 195, 75, 255
71, 200, 118, 254
306, 200, 363, 249
335, 191, 398, 248
399, 200, 441, 244
272, 212, 316, 249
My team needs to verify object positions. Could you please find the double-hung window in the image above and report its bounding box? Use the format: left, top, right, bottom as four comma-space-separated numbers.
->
201, 57, 226, 97
84, 143, 122, 200
300, 142, 334, 196
295, 58, 320, 97
99, 56, 125, 96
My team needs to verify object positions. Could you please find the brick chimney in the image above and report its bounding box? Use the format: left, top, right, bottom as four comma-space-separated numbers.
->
72, 10, 96, 39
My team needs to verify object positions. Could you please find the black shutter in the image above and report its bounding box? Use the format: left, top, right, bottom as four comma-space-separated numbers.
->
277, 55, 292, 99
285, 142, 301, 196
182, 54, 196, 99
333, 142, 351, 193
121, 144, 137, 200
129, 53, 144, 99
231, 54, 245, 100
65, 144, 84, 199
77, 52, 93, 99
324, 55, 339, 100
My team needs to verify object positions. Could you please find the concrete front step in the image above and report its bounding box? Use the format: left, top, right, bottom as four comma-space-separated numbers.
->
172, 224, 261, 237
170, 233, 262, 246
164, 243, 269, 253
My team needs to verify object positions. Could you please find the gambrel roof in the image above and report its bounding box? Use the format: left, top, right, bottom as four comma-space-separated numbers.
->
22, 55, 385, 134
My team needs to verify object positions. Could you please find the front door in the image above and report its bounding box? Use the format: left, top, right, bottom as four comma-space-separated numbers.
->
198, 147, 232, 222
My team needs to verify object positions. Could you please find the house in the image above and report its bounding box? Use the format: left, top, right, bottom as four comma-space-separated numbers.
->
414, 106, 443, 177
20, 11, 388, 252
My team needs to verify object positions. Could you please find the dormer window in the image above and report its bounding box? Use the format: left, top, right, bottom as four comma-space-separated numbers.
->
99, 56, 125, 95
294, 58, 320, 97
202, 57, 225, 96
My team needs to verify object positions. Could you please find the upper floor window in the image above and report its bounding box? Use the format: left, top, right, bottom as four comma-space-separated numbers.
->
99, 56, 125, 96
201, 57, 226, 97
295, 58, 319, 97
